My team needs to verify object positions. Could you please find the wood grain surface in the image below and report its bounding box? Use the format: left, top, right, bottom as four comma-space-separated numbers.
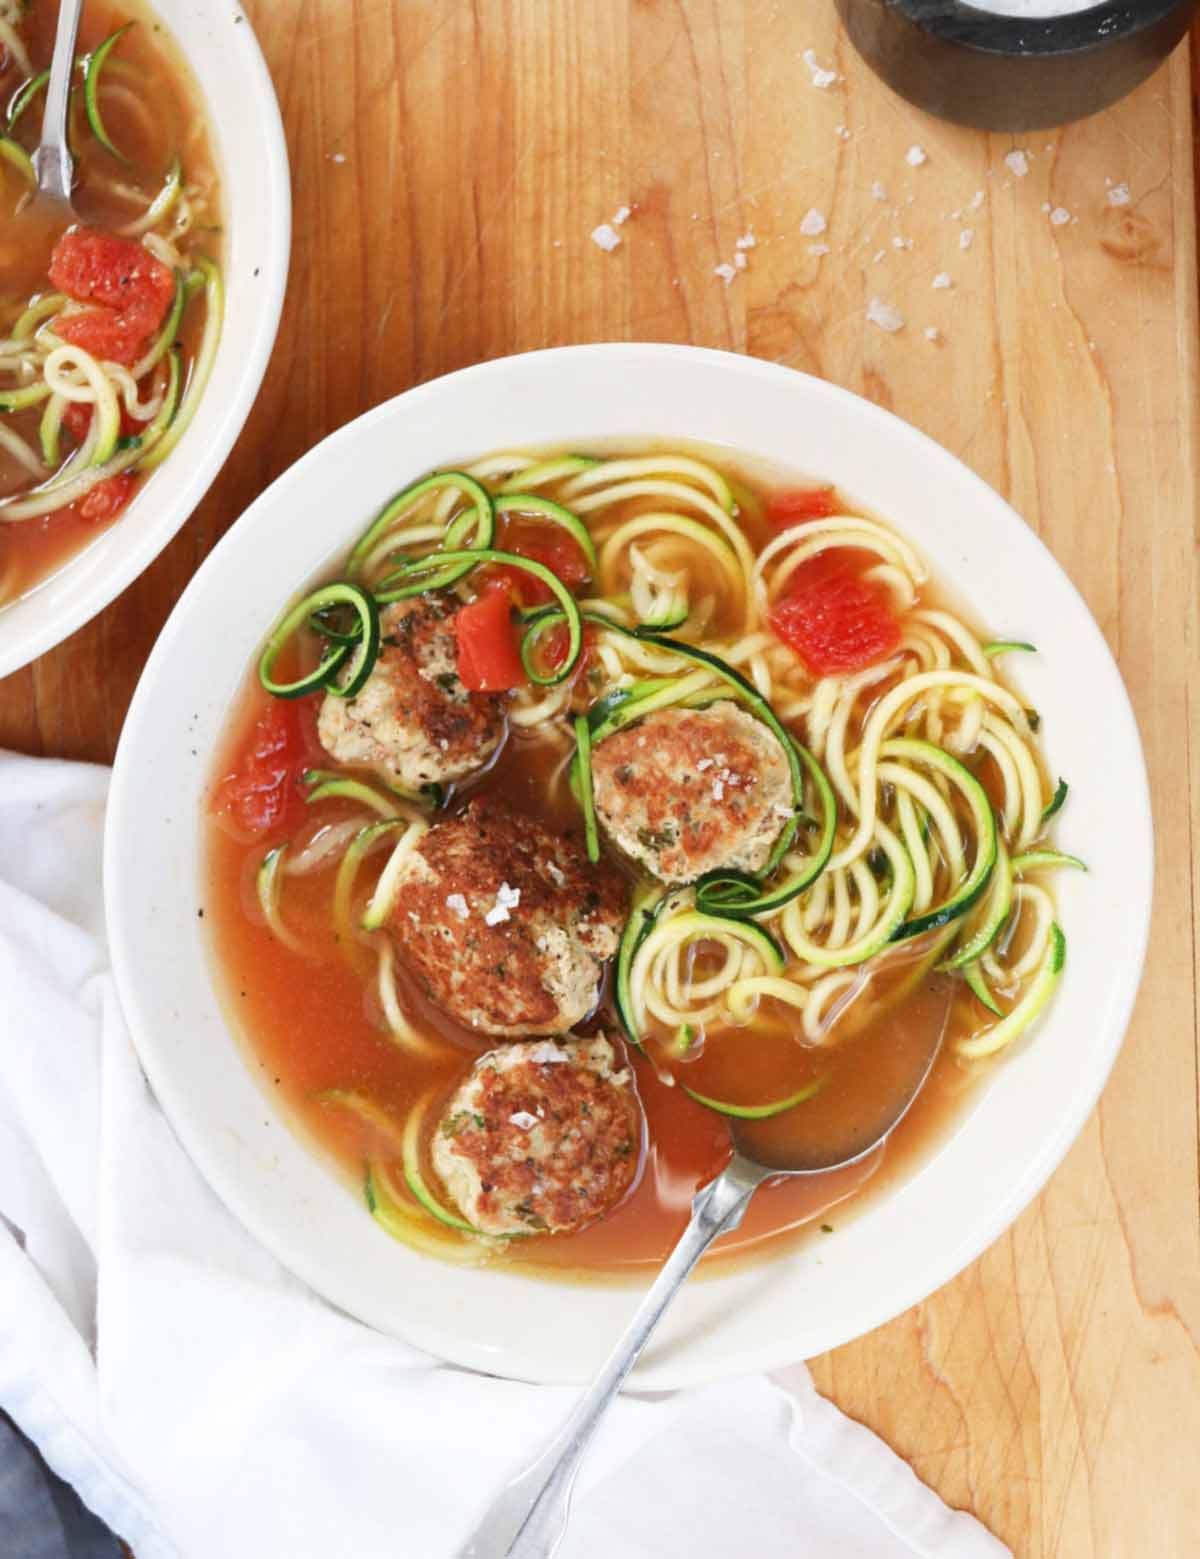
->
2, 3, 1198, 1554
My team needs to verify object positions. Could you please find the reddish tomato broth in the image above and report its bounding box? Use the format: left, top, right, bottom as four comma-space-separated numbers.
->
201, 454, 1033, 1280
0, 0, 221, 604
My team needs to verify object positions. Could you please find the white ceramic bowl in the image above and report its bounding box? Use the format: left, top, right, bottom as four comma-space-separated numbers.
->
105, 345, 1152, 1388
0, 1, 290, 679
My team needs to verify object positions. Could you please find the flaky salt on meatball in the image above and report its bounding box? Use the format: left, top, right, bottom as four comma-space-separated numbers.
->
317, 595, 505, 790
431, 1037, 642, 1236
388, 799, 627, 1036
590, 701, 793, 884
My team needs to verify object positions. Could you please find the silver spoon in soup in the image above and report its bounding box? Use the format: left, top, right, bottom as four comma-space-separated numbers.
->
29, 0, 83, 214
455, 977, 953, 1559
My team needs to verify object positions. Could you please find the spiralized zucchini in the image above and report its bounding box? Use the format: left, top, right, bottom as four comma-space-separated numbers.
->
248, 447, 1079, 1108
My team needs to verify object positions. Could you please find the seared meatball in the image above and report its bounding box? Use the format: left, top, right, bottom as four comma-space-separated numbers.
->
431, 1037, 641, 1236
317, 596, 504, 790
591, 701, 793, 884
388, 799, 626, 1035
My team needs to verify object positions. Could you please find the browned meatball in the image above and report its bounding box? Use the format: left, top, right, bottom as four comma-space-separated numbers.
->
591, 701, 793, 884
318, 596, 505, 790
388, 799, 627, 1035
431, 1037, 642, 1235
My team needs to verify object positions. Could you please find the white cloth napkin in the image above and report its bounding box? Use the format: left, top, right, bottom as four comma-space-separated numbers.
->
0, 752, 1009, 1559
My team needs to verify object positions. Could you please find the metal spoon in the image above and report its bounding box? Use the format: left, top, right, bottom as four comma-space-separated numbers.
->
30, 0, 85, 212
454, 1009, 947, 1559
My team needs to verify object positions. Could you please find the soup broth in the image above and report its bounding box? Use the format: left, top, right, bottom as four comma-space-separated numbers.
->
205, 444, 1072, 1277
0, 0, 223, 604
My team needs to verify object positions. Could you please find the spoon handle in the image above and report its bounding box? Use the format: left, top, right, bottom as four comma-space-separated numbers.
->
31, 0, 85, 202
454, 1156, 765, 1559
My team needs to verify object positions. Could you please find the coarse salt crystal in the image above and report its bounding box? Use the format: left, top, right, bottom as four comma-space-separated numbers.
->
696, 758, 714, 771
590, 223, 621, 252
1107, 183, 1130, 206
734, 252, 748, 270
510, 1111, 538, 1131
809, 242, 830, 257
1049, 206, 1071, 226
867, 297, 904, 333
484, 882, 521, 926
712, 780, 725, 801
905, 144, 927, 167
735, 231, 757, 250
891, 236, 912, 250
714, 262, 737, 284
932, 272, 953, 290
959, 228, 974, 250
799, 208, 827, 237
445, 893, 470, 921
924, 326, 941, 342
802, 48, 839, 89
872, 249, 887, 264
836, 125, 851, 140
328, 152, 347, 164
871, 180, 888, 202
968, 190, 986, 211
1005, 150, 1030, 178
612, 205, 631, 224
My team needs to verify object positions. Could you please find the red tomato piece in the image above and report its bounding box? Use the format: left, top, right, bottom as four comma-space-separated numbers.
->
455, 583, 526, 691
75, 473, 138, 525
491, 536, 590, 605
769, 552, 901, 675
62, 402, 150, 445
49, 228, 175, 368
766, 488, 840, 527
212, 699, 316, 836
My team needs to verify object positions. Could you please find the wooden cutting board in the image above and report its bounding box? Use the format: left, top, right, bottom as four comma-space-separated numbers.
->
3, 4, 1198, 1553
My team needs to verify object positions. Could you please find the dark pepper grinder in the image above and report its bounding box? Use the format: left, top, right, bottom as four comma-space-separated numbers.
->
835, 0, 1200, 131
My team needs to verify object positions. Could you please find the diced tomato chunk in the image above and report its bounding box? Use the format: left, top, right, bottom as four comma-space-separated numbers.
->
455, 583, 526, 692
212, 699, 317, 836
75, 472, 138, 525
769, 551, 901, 675
49, 228, 174, 368
62, 402, 150, 445
490, 535, 590, 605
766, 488, 840, 527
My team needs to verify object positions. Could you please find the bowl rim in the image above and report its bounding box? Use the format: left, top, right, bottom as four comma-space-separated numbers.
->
0, 2, 292, 679
104, 343, 1154, 1387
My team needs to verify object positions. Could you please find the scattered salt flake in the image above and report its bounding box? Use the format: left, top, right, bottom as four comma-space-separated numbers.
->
872, 249, 887, 264
924, 326, 941, 342
968, 189, 986, 211
1107, 183, 1131, 206
612, 205, 631, 225
1049, 206, 1071, 226
484, 881, 521, 926
948, 209, 961, 221
1041, 201, 1052, 213
959, 228, 975, 250
711, 780, 726, 801
802, 48, 839, 89
528, 1042, 568, 1065
590, 223, 621, 252
906, 144, 927, 167
696, 758, 714, 771
867, 296, 904, 333
734, 252, 748, 270
510, 1111, 539, 1131
836, 125, 851, 140
735, 230, 757, 250
445, 893, 470, 921
799, 207, 827, 237
327, 152, 347, 164
871, 180, 888, 201
932, 272, 953, 290
809, 242, 831, 257
713, 262, 737, 284
891, 235, 912, 250
1005, 150, 1030, 178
